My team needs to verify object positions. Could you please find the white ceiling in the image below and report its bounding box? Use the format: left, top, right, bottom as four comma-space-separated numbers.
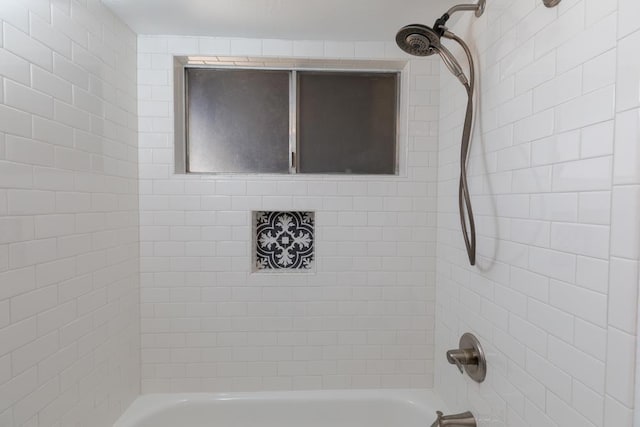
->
102, 0, 459, 41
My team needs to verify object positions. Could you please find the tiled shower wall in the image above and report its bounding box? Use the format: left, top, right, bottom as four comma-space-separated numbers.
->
0, 1, 139, 426
435, 0, 639, 426
138, 36, 440, 392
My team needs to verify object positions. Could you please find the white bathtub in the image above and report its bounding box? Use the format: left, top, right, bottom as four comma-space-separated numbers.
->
113, 389, 447, 427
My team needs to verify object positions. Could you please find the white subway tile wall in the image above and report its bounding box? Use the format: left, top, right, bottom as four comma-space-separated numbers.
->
0, 1, 139, 426
435, 1, 639, 427
2, 0, 640, 425
138, 36, 439, 392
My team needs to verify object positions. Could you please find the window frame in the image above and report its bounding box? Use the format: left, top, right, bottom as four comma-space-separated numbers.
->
173, 56, 406, 176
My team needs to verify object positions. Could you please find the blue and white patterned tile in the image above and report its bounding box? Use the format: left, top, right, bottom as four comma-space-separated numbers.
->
255, 211, 314, 271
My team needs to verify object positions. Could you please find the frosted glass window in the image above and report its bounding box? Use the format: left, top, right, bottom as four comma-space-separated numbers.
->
181, 66, 399, 175
186, 68, 290, 173
297, 71, 398, 174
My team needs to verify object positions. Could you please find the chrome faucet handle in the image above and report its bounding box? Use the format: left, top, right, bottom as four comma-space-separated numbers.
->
446, 350, 463, 373
446, 348, 477, 373
445, 333, 487, 383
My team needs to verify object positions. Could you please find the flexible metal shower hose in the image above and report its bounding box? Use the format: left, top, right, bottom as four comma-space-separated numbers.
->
446, 34, 477, 266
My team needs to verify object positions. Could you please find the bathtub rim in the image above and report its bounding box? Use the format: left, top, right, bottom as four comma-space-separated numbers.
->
113, 388, 449, 427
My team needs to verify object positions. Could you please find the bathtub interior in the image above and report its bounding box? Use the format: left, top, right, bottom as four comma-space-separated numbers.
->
113, 390, 447, 427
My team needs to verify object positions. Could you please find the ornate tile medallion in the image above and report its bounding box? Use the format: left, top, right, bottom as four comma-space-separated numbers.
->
254, 211, 314, 271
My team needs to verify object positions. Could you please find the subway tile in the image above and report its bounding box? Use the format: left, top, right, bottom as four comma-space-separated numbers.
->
573, 318, 607, 362
613, 108, 640, 184
30, 11, 72, 58
263, 39, 294, 57
0, 48, 30, 86
583, 50, 616, 94
556, 13, 617, 74
0, 216, 34, 246
7, 190, 55, 215
324, 42, 355, 58
167, 37, 199, 55
498, 91, 533, 126
514, 51, 555, 95
555, 85, 615, 132
529, 246, 576, 283
31, 66, 73, 104
354, 42, 385, 59
549, 279, 607, 326
616, 30, 640, 111
509, 219, 550, 247
512, 166, 552, 193
4, 23, 52, 71
604, 396, 634, 427
581, 120, 614, 159
605, 328, 636, 406
618, 0, 640, 38
550, 222, 609, 259
53, 52, 89, 89
0, 368, 38, 414
508, 314, 547, 355
548, 335, 606, 393
0, 160, 34, 189
586, 0, 617, 26
51, 5, 88, 48
525, 348, 572, 403
533, 66, 582, 113
578, 192, 610, 225
0, 2, 29, 33
139, 36, 168, 54
523, 399, 555, 427
198, 37, 231, 55
0, 318, 37, 357
6, 135, 55, 167
513, 109, 555, 145
0, 266, 36, 301
576, 256, 609, 293
230, 38, 262, 56
530, 193, 578, 222
0, 104, 32, 139
610, 185, 640, 259
10, 331, 59, 375
293, 40, 324, 57
53, 100, 91, 131
533, 0, 584, 58
552, 156, 612, 192
547, 391, 598, 427
9, 238, 57, 269
608, 258, 638, 333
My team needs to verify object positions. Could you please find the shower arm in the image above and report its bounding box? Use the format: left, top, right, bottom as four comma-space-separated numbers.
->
446, 1, 485, 16
434, 0, 486, 32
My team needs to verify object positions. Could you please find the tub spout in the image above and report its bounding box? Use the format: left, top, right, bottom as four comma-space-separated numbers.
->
430, 410, 477, 427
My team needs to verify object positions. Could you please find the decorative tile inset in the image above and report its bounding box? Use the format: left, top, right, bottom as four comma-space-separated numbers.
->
254, 211, 314, 271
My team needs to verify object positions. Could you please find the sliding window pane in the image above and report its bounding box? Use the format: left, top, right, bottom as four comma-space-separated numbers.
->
297, 71, 398, 174
186, 68, 290, 173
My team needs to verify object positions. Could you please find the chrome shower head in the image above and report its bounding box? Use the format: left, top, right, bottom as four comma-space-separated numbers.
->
395, 24, 469, 86
395, 24, 441, 57
395, 0, 486, 57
